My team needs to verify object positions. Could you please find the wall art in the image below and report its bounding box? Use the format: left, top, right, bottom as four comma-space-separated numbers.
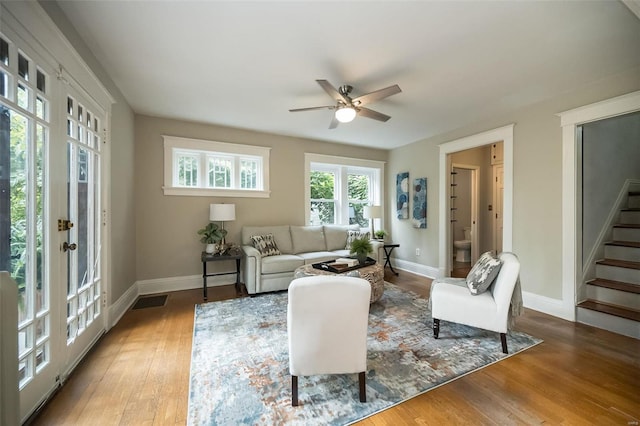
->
396, 172, 409, 219
413, 177, 427, 228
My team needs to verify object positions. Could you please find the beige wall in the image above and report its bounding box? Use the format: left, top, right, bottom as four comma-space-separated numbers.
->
388, 67, 640, 300
134, 115, 388, 280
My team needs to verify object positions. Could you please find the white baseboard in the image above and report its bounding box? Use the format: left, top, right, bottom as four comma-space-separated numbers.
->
393, 259, 439, 279
107, 283, 138, 330
136, 274, 237, 295
522, 291, 575, 321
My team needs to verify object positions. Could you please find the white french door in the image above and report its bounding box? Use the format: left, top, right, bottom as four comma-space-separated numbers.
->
0, 16, 108, 422
61, 85, 105, 375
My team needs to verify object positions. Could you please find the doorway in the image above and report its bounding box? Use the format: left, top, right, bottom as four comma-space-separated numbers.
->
438, 125, 514, 278
450, 164, 479, 277
0, 30, 109, 422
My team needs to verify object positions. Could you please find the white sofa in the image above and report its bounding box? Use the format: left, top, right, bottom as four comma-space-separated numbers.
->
241, 225, 383, 294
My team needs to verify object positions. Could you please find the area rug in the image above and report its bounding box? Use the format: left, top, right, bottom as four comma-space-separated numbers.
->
188, 283, 542, 425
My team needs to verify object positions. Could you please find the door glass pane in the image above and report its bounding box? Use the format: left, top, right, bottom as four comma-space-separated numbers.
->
66, 93, 102, 343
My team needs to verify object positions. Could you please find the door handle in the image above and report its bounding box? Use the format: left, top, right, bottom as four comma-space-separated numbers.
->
63, 242, 77, 252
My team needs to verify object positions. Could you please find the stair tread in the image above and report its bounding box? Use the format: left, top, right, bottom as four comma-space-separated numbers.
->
606, 240, 640, 248
614, 223, 640, 229
596, 259, 640, 270
587, 278, 640, 294
621, 208, 640, 212
577, 300, 640, 322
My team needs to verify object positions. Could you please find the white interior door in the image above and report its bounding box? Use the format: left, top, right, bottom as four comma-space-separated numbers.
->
61, 86, 105, 374
0, 31, 62, 421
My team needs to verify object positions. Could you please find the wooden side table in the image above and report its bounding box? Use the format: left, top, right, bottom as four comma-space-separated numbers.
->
201, 250, 242, 300
382, 244, 400, 275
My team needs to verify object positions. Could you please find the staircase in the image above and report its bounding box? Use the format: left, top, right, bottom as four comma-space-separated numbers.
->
577, 189, 640, 338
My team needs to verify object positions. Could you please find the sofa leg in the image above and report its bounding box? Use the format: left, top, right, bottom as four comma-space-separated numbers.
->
433, 318, 440, 339
291, 375, 298, 406
359, 371, 366, 402
500, 333, 508, 354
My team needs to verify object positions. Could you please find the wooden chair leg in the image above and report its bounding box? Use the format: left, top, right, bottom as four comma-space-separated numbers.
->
433, 318, 440, 339
500, 333, 508, 354
291, 375, 298, 406
359, 371, 366, 402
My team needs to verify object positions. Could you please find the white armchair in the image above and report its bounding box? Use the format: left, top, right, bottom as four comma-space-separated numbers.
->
431, 252, 521, 353
287, 275, 371, 406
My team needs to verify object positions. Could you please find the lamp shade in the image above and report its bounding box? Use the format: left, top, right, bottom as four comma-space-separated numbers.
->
363, 205, 382, 219
335, 106, 356, 123
210, 204, 236, 222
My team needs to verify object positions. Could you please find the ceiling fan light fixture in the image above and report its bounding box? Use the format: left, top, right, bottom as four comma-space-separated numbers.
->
335, 106, 356, 123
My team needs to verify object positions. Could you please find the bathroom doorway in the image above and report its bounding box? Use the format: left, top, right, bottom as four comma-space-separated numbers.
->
438, 125, 513, 279
451, 163, 479, 276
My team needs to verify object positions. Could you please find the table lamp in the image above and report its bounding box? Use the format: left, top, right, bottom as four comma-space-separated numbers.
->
210, 203, 236, 245
363, 205, 382, 238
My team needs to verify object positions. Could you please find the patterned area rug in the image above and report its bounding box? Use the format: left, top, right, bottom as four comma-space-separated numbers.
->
188, 283, 541, 425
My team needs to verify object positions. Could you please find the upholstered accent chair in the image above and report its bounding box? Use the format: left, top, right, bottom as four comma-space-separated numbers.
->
431, 252, 521, 354
287, 275, 371, 406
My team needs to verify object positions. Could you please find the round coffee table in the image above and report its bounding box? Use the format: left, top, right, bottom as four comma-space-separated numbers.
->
294, 262, 385, 303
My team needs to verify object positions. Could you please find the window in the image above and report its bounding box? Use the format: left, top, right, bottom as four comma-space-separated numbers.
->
163, 136, 271, 197
305, 153, 384, 227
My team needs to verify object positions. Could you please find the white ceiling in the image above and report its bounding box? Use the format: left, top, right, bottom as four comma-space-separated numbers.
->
56, 0, 640, 149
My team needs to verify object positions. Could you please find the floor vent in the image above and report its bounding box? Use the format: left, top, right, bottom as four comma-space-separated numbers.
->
132, 295, 168, 310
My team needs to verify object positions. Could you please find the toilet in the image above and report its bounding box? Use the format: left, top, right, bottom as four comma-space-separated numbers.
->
453, 227, 471, 262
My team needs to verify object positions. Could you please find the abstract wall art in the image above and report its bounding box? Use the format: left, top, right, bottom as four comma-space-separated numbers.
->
413, 177, 427, 228
396, 172, 409, 219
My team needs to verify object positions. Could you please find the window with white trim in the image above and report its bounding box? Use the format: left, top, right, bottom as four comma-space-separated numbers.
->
305, 153, 384, 227
163, 135, 270, 197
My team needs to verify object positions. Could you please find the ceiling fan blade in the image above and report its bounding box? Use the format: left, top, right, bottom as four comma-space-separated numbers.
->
329, 115, 339, 129
353, 84, 401, 107
357, 107, 391, 122
316, 79, 349, 104
289, 106, 335, 112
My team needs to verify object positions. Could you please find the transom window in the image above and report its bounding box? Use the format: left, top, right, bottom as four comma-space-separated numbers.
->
305, 153, 384, 227
163, 135, 270, 197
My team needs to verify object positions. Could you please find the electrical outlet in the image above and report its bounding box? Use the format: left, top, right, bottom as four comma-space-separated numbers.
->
415, 248, 420, 256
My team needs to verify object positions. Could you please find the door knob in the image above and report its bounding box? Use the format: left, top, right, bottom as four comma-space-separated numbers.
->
63, 242, 77, 252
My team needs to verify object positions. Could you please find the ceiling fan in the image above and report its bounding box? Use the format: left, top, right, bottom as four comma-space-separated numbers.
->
289, 79, 401, 129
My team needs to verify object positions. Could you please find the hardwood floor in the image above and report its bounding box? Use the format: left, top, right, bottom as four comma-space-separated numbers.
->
30, 271, 639, 425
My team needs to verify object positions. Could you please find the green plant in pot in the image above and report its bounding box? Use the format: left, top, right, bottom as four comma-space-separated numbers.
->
374, 229, 387, 241
350, 237, 373, 265
197, 222, 227, 254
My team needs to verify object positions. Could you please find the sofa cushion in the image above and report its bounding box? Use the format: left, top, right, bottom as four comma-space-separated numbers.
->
324, 224, 358, 251
298, 251, 340, 264
243, 225, 293, 254
250, 234, 281, 257
466, 251, 502, 295
345, 230, 370, 250
261, 254, 305, 274
331, 249, 352, 258
291, 226, 326, 254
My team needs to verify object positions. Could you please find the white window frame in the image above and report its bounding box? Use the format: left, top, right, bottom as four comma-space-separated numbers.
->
304, 153, 385, 225
163, 135, 271, 198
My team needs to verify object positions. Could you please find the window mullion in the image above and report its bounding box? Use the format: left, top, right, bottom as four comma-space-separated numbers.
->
200, 152, 207, 188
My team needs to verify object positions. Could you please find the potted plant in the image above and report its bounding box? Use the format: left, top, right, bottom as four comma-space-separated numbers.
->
374, 229, 387, 241
197, 223, 227, 254
350, 237, 373, 265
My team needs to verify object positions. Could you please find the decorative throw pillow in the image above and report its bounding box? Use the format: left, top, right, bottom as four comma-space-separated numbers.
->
250, 234, 281, 257
466, 251, 502, 295
345, 230, 370, 250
